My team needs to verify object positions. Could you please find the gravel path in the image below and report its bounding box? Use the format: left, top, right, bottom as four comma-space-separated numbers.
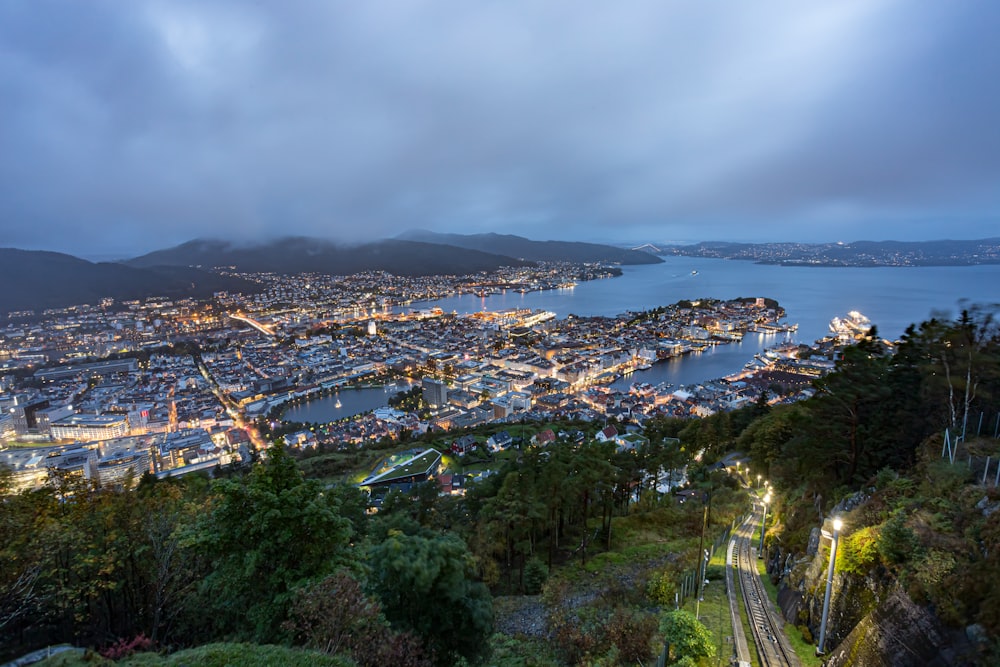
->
493, 595, 548, 637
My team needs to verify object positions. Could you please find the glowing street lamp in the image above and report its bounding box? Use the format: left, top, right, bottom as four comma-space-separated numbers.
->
817, 517, 843, 655
757, 474, 762, 489
758, 492, 771, 556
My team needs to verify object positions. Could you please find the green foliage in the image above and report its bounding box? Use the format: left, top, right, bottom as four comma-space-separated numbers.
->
543, 575, 660, 666
484, 633, 561, 667
194, 445, 355, 643
388, 386, 427, 412
738, 406, 797, 473
658, 609, 715, 665
876, 510, 918, 568
647, 568, 678, 606
523, 557, 548, 595
604, 606, 657, 664
0, 474, 204, 654
284, 570, 431, 667
368, 531, 493, 665
837, 525, 881, 575
912, 548, 957, 593
920, 459, 972, 498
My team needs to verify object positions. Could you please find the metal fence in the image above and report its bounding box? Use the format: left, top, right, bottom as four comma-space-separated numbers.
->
675, 512, 749, 608
941, 410, 1000, 486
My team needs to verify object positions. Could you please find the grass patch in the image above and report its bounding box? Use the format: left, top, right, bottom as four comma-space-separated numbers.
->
581, 537, 694, 573
784, 625, 824, 667
680, 554, 737, 667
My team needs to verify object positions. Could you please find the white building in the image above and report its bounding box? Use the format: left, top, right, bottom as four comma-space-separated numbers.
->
50, 414, 130, 442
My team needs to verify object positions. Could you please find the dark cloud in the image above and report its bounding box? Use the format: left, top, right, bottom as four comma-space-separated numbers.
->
1, 1, 998, 258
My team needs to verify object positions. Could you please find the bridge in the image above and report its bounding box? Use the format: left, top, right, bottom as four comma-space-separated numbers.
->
227, 313, 277, 337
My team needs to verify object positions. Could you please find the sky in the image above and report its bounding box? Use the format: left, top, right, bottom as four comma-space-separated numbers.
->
2, 1, 999, 259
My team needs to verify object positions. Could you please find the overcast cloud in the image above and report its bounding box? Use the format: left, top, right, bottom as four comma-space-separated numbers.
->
1, 1, 999, 258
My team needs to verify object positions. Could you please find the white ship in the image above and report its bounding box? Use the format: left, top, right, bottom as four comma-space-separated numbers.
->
829, 311, 872, 338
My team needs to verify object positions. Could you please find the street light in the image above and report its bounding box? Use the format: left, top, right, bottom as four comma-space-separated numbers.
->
757, 473, 761, 489
758, 492, 771, 556
696, 548, 710, 619
817, 517, 843, 655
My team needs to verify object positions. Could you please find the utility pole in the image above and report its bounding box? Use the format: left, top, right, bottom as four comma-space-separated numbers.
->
696, 493, 709, 619
758, 492, 771, 556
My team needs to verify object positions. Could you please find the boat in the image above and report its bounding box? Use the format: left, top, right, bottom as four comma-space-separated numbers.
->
334, 398, 342, 408
829, 311, 872, 338
691, 270, 698, 276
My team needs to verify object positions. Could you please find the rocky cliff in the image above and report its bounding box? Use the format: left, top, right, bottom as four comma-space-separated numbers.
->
766, 526, 981, 666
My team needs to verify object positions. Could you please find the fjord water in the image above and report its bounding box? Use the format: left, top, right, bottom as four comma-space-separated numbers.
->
419, 257, 1000, 342
415, 257, 1000, 391
295, 258, 1000, 421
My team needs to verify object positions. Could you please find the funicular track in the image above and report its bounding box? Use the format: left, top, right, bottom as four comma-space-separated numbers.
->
734, 509, 799, 667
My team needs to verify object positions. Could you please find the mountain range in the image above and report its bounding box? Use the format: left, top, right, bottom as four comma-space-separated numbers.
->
0, 248, 260, 316
125, 237, 536, 276
396, 230, 663, 265
2, 234, 660, 316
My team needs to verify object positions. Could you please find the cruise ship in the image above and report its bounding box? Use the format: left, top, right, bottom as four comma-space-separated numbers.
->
829, 311, 872, 338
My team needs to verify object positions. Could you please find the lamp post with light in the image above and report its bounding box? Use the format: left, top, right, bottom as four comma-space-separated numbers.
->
817, 517, 843, 655
758, 492, 771, 556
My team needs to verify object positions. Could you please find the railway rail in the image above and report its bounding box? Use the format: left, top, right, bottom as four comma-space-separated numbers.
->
734, 506, 800, 667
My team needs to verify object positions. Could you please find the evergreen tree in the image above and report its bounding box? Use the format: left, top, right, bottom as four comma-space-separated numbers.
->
368, 531, 493, 665
194, 445, 354, 642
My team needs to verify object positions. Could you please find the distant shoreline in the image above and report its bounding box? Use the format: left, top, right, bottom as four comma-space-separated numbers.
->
655, 237, 1000, 268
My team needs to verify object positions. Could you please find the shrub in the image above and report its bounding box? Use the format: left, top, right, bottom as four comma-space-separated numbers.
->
838, 525, 881, 575
524, 558, 549, 595
549, 609, 599, 665
646, 569, 676, 606
605, 607, 657, 665
912, 549, 957, 591
99, 634, 153, 660
284, 570, 432, 667
877, 510, 918, 567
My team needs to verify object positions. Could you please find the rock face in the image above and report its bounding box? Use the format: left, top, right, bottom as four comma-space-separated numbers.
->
766, 527, 978, 666
824, 586, 973, 667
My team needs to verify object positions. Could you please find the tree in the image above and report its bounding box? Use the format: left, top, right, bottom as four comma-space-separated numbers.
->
877, 509, 917, 568
194, 445, 354, 642
738, 406, 797, 476
481, 470, 545, 591
921, 308, 999, 435
804, 334, 892, 486
285, 570, 431, 667
368, 531, 493, 665
658, 609, 715, 665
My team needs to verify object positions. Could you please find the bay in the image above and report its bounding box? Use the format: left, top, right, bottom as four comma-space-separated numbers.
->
407, 258, 1000, 388
294, 259, 1000, 420
407, 258, 1000, 341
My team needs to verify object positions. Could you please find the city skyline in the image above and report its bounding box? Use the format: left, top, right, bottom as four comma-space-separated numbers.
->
2, 1, 999, 258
